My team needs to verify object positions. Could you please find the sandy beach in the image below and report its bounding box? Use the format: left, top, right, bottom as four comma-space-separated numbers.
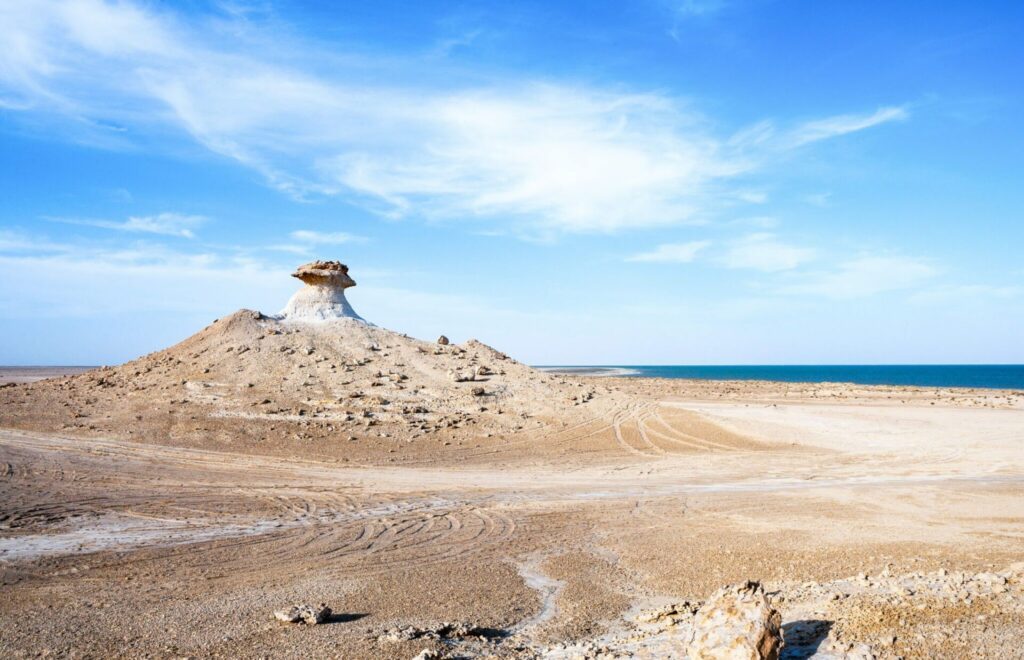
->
2, 343, 1023, 658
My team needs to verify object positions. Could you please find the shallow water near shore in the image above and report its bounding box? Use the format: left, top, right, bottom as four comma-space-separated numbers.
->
537, 364, 1024, 389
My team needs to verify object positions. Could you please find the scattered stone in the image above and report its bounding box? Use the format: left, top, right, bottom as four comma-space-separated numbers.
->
448, 369, 476, 383
687, 581, 782, 660
437, 335, 450, 345
471, 387, 486, 397
636, 601, 698, 626
411, 650, 442, 660
379, 622, 476, 643
273, 603, 332, 625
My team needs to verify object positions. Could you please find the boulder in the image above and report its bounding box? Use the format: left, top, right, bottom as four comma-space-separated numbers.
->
437, 335, 450, 345
448, 369, 475, 383
687, 581, 782, 660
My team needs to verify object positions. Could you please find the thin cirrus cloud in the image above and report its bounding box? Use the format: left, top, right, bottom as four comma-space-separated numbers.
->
670, 0, 729, 18
725, 106, 908, 153
666, 0, 731, 42
776, 256, 936, 299
0, 229, 517, 336
289, 230, 364, 245
50, 212, 205, 238
909, 284, 1021, 304
624, 237, 939, 304
266, 229, 365, 256
627, 240, 711, 263
0, 0, 907, 236
784, 107, 909, 148
721, 233, 816, 272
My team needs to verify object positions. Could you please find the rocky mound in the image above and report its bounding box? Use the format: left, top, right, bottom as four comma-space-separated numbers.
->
0, 307, 611, 462
546, 563, 1024, 659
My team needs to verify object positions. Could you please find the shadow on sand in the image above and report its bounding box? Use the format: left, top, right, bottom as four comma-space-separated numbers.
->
781, 619, 833, 659
323, 612, 369, 625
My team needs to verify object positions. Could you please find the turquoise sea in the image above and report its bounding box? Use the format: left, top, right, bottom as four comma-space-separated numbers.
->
536, 365, 1024, 390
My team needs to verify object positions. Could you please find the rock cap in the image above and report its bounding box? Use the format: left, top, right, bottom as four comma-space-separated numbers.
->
291, 260, 356, 288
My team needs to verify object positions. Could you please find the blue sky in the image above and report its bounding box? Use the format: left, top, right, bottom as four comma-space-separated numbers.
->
1, 0, 1022, 365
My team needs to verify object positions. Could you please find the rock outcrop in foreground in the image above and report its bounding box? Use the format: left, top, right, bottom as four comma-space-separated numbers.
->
687, 581, 782, 660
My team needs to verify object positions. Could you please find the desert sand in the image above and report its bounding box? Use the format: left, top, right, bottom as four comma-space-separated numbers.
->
1, 264, 1023, 659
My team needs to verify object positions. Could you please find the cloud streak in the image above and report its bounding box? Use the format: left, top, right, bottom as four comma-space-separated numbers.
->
627, 240, 711, 263
51, 212, 205, 238
787, 107, 909, 147
721, 233, 816, 272
0, 0, 909, 236
289, 230, 364, 245
776, 255, 935, 299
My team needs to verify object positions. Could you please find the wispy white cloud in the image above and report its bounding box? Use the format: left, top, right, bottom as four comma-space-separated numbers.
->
910, 283, 1021, 304
671, 0, 729, 17
803, 192, 832, 207
777, 255, 935, 299
51, 212, 205, 238
0, 230, 534, 352
733, 190, 768, 204
721, 233, 816, 272
268, 229, 364, 257
665, 0, 730, 41
727, 108, 909, 154
787, 107, 909, 148
265, 244, 313, 256
0, 229, 74, 253
627, 240, 711, 263
320, 86, 744, 233
0, 0, 908, 236
0, 249, 290, 319
289, 230, 363, 245
431, 29, 484, 58
726, 216, 779, 229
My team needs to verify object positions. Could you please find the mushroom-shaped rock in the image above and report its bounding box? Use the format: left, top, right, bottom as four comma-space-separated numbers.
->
687, 581, 782, 660
281, 260, 365, 322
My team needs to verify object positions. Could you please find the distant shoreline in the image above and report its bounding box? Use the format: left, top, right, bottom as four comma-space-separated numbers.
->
0, 366, 96, 385
6, 364, 1024, 390
535, 366, 640, 377
535, 364, 1024, 390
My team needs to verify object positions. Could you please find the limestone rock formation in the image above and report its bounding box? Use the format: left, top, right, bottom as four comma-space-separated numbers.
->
281, 260, 364, 322
0, 258, 605, 464
687, 581, 782, 660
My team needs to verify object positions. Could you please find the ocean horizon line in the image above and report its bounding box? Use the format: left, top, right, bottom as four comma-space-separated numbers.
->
535, 364, 1024, 390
